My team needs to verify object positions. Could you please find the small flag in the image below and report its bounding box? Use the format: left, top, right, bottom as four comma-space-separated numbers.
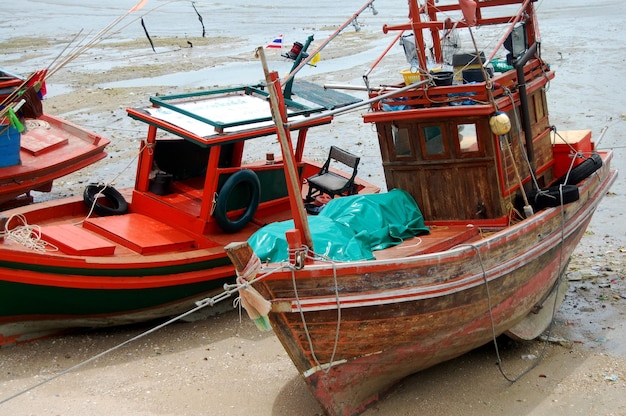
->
266, 34, 283, 49
310, 52, 321, 66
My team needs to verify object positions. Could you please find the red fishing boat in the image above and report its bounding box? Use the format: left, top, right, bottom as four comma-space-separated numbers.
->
0, 70, 376, 346
0, 69, 110, 208
223, 1, 618, 415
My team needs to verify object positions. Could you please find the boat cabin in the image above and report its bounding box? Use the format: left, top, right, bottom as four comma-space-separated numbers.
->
363, 0, 564, 222
126, 85, 360, 235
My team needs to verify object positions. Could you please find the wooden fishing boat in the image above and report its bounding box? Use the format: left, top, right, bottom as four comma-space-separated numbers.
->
0, 69, 110, 208
222, 1, 618, 415
0, 73, 377, 346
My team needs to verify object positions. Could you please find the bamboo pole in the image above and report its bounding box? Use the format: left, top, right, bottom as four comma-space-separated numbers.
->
256, 47, 314, 251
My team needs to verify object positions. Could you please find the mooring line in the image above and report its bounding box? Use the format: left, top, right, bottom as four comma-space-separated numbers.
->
0, 284, 238, 405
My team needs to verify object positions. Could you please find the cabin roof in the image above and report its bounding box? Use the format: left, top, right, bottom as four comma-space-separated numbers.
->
127, 86, 337, 147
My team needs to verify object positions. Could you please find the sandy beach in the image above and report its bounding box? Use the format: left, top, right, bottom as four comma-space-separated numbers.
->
1, 0, 625, 415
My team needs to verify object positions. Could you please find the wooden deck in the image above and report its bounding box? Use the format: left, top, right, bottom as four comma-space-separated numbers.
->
373, 224, 483, 260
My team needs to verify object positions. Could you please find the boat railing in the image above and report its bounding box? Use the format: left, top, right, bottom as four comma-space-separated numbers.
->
368, 57, 552, 113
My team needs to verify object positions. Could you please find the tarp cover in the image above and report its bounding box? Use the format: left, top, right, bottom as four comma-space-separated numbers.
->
248, 189, 430, 262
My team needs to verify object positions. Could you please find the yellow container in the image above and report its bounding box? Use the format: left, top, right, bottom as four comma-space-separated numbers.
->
400, 68, 421, 85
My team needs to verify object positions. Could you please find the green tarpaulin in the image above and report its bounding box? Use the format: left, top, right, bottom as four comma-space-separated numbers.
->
249, 189, 430, 262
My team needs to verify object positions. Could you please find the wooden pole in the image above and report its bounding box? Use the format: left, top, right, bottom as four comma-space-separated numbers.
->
224, 241, 255, 274
256, 47, 314, 251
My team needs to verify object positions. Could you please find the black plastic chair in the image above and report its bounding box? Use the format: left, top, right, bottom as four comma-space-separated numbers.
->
306, 146, 360, 202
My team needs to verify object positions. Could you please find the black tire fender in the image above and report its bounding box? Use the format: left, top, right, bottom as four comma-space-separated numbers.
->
528, 184, 579, 211
83, 184, 128, 216
213, 169, 260, 233
556, 153, 602, 185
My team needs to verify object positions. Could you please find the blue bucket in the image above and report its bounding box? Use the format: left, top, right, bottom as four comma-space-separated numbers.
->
0, 123, 21, 167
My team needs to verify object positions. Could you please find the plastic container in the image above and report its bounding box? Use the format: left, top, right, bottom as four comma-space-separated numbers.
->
462, 68, 486, 83
0, 123, 21, 168
149, 173, 173, 195
552, 129, 593, 178
452, 51, 485, 82
400, 68, 421, 85
431, 71, 454, 86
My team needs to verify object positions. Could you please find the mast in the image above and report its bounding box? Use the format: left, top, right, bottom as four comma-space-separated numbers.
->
256, 47, 314, 251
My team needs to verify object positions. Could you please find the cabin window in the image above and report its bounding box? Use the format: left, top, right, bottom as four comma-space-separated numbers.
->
422, 125, 445, 156
392, 124, 412, 157
458, 123, 479, 153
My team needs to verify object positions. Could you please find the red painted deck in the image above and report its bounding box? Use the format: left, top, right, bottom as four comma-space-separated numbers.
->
83, 213, 195, 255
41, 224, 116, 256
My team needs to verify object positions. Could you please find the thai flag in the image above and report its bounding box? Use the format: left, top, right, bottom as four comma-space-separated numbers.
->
266, 34, 283, 49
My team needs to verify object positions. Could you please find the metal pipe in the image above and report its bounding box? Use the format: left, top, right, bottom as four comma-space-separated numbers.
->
287, 78, 430, 129
515, 42, 539, 168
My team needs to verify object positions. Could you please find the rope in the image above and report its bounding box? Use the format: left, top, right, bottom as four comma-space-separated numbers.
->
0, 260, 289, 406
0, 214, 58, 253
289, 246, 342, 373
504, 87, 541, 192
77, 140, 153, 225
457, 186, 569, 383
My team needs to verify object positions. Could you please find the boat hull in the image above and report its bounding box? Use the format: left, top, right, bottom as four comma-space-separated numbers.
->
0, 245, 235, 346
255, 154, 616, 416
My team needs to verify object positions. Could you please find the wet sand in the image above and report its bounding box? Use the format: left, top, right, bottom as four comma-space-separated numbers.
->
1, 1, 625, 415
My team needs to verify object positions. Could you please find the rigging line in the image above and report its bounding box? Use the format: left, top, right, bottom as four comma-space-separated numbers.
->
292, 264, 323, 370
46, 0, 183, 80
0, 264, 292, 406
0, 291, 224, 406
74, 141, 149, 225
504, 88, 541, 191
324, 260, 342, 374
279, 0, 376, 88
289, 248, 344, 373
457, 242, 553, 383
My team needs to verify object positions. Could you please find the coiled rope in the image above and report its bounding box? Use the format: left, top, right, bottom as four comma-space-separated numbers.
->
0, 214, 58, 253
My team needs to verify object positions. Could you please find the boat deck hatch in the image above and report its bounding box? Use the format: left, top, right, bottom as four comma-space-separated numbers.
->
20, 127, 68, 156
83, 213, 195, 254
41, 224, 116, 256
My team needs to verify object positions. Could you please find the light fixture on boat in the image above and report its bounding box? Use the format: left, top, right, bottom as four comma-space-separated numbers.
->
369, 3, 378, 15
489, 112, 512, 135
504, 22, 528, 65
352, 18, 361, 31
283, 41, 308, 60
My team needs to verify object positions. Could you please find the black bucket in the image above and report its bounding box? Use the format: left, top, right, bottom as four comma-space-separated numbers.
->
431, 71, 454, 86
149, 173, 173, 195
462, 67, 494, 83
